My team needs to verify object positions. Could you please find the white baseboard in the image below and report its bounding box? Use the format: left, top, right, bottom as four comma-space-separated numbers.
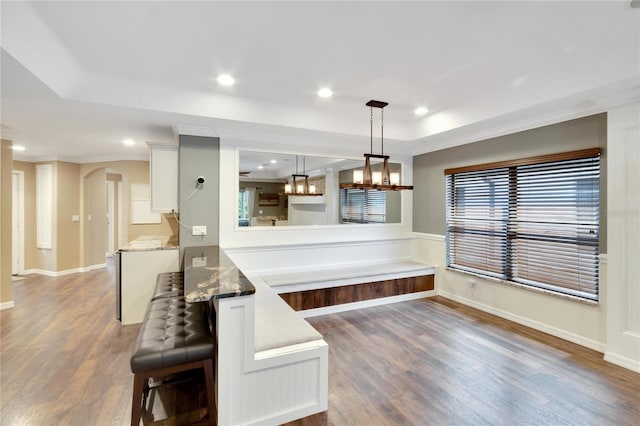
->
22, 263, 107, 277
438, 290, 606, 353
604, 351, 640, 372
412, 232, 445, 242
298, 290, 437, 318
0, 301, 15, 310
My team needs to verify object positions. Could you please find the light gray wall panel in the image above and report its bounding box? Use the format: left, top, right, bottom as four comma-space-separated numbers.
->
178, 135, 220, 255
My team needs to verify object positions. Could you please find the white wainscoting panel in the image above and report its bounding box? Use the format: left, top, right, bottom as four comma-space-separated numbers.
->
214, 294, 328, 426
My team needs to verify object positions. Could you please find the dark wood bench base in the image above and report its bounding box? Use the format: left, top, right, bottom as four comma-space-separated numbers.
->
279, 275, 434, 311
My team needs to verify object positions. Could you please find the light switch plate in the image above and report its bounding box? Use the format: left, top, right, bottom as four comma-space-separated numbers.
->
192, 225, 207, 236
72, 215, 80, 222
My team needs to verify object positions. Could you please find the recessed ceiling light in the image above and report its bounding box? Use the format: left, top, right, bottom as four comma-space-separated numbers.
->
258, 165, 264, 170
217, 74, 235, 86
414, 106, 429, 116
122, 139, 135, 146
10, 145, 26, 151
317, 88, 333, 98
270, 159, 277, 164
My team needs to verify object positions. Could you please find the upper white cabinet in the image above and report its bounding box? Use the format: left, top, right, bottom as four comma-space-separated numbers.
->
147, 143, 178, 213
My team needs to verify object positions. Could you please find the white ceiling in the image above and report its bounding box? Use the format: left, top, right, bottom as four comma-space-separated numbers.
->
1, 1, 639, 163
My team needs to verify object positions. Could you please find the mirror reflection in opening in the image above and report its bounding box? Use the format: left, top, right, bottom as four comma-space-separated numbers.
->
238, 151, 401, 227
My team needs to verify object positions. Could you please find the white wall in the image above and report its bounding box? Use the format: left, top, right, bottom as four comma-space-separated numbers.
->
219, 139, 414, 249
605, 102, 640, 372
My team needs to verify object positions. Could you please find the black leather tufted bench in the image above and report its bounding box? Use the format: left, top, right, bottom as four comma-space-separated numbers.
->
150, 271, 184, 301
130, 296, 215, 426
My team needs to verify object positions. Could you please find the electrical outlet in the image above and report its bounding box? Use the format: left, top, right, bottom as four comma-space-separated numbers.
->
192, 225, 207, 236
72, 215, 80, 222
192, 256, 207, 268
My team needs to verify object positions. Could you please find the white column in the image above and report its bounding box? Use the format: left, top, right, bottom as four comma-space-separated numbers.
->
605, 102, 640, 372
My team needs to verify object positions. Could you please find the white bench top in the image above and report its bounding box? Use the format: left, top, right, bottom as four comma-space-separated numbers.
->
251, 276, 323, 352
262, 260, 434, 288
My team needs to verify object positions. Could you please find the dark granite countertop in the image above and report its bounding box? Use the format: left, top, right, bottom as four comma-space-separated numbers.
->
184, 246, 256, 303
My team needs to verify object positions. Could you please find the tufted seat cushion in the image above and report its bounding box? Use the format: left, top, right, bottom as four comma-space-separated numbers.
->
130, 297, 214, 374
151, 271, 184, 301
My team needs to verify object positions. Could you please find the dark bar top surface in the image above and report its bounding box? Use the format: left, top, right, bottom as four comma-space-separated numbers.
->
184, 246, 255, 303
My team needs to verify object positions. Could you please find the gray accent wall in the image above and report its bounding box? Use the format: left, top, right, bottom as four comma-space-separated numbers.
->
178, 135, 220, 254
413, 113, 607, 251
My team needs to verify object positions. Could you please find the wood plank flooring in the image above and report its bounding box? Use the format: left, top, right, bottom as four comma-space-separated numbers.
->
2, 263, 639, 425
0, 264, 207, 425
291, 298, 640, 425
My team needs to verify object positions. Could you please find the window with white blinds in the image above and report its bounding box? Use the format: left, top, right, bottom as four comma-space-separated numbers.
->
445, 149, 601, 301
340, 189, 386, 223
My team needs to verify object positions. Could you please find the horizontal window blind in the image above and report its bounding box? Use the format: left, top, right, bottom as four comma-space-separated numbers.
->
446, 150, 600, 301
446, 168, 510, 278
340, 188, 386, 223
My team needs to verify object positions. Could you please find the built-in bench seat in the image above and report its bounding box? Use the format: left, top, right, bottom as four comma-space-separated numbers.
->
262, 260, 435, 290
259, 259, 436, 314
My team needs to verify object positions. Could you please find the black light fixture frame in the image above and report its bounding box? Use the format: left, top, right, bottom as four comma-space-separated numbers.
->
340, 100, 413, 191
284, 156, 323, 196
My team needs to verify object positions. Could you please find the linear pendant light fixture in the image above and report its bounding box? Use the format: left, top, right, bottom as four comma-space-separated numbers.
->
340, 100, 413, 191
284, 155, 323, 196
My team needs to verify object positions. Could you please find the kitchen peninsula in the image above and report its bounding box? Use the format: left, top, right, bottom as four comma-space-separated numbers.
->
183, 246, 328, 425
117, 236, 179, 325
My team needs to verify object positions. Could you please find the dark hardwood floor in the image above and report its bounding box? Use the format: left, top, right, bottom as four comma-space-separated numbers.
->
2, 263, 639, 425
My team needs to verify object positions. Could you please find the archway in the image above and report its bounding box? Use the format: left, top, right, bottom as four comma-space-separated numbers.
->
82, 167, 124, 267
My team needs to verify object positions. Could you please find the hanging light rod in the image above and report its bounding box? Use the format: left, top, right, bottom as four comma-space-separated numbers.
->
340, 100, 413, 191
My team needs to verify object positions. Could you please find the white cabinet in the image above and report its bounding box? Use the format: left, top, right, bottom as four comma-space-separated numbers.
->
148, 143, 178, 212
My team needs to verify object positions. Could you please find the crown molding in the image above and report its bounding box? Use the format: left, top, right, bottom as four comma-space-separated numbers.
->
11, 153, 149, 164
172, 124, 219, 140
411, 77, 640, 156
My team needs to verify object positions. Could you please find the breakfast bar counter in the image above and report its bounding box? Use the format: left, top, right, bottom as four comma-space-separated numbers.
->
184, 245, 255, 303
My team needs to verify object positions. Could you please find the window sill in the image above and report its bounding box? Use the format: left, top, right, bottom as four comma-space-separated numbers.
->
444, 267, 599, 306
